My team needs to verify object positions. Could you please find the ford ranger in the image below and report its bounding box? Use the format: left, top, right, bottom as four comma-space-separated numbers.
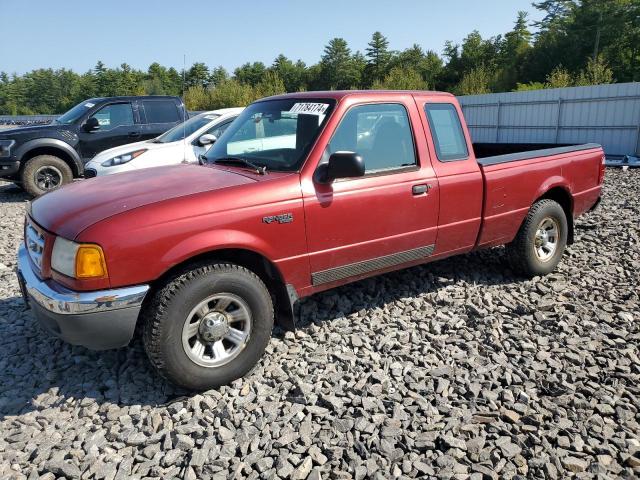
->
16, 91, 605, 390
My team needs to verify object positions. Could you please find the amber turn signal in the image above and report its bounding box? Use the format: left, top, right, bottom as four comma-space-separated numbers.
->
75, 245, 108, 278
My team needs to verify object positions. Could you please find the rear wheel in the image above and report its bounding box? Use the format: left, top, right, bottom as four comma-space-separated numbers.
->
506, 199, 568, 277
142, 262, 274, 390
22, 155, 73, 196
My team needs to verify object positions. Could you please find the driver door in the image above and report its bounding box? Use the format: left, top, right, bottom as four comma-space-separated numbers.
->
302, 101, 439, 289
77, 101, 140, 160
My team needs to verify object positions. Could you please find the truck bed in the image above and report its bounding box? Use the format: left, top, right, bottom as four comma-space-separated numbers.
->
473, 142, 604, 250
473, 142, 602, 166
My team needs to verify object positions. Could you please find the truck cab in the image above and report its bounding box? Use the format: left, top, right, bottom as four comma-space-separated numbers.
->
0, 95, 186, 196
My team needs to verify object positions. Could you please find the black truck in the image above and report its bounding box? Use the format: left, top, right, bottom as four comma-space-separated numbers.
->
0, 96, 186, 195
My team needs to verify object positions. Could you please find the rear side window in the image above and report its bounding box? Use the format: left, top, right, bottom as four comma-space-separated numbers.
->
143, 100, 180, 123
424, 103, 468, 161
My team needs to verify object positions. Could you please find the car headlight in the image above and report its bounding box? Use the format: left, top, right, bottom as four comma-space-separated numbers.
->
51, 236, 108, 279
0, 139, 15, 158
101, 149, 146, 167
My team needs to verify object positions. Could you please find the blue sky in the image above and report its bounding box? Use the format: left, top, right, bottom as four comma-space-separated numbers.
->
0, 0, 542, 74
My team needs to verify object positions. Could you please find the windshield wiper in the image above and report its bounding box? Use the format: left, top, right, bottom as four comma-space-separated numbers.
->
213, 157, 267, 175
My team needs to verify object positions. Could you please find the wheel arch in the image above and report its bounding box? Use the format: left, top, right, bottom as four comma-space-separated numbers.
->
535, 186, 574, 245
150, 247, 297, 330
17, 139, 83, 177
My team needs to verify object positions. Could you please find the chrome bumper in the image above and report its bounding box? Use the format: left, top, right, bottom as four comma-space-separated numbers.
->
17, 244, 150, 350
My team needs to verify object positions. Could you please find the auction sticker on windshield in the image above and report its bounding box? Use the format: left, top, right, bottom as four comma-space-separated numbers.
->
290, 103, 329, 115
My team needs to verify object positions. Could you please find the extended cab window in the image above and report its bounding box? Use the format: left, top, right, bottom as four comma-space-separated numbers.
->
143, 100, 180, 123
90, 103, 134, 130
424, 103, 468, 161
327, 103, 416, 173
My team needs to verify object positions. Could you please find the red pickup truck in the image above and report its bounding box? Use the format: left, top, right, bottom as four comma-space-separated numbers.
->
17, 91, 604, 390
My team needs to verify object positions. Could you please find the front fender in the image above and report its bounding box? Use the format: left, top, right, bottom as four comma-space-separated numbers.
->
160, 228, 277, 272
16, 138, 83, 175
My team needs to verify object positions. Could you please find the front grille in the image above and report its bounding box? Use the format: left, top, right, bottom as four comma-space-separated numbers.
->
25, 218, 45, 271
84, 168, 97, 178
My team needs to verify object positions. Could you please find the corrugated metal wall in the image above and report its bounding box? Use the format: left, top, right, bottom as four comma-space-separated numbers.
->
458, 82, 640, 157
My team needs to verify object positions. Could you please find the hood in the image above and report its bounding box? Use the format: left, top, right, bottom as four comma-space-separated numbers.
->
31, 164, 257, 239
88, 139, 158, 163
0, 123, 57, 137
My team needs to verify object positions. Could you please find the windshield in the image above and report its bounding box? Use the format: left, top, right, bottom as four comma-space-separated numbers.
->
204, 98, 335, 172
155, 113, 220, 143
56, 100, 96, 124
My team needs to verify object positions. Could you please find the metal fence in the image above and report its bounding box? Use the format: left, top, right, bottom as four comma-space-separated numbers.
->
0, 114, 59, 125
0, 112, 202, 126
458, 82, 640, 158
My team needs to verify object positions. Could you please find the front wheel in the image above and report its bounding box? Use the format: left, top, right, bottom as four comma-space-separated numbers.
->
142, 263, 274, 390
22, 155, 73, 196
506, 199, 568, 277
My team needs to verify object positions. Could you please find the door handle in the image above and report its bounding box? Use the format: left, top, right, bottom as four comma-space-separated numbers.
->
412, 184, 432, 195
128, 131, 140, 137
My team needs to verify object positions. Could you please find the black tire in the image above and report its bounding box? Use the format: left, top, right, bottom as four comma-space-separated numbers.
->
142, 262, 274, 391
506, 199, 568, 277
21, 155, 73, 197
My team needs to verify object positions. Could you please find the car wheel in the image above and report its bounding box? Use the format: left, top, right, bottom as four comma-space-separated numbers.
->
506, 199, 568, 277
142, 262, 274, 391
22, 155, 73, 196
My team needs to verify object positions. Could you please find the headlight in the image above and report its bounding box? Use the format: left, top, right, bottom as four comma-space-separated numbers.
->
101, 149, 146, 167
0, 139, 15, 158
52, 236, 108, 279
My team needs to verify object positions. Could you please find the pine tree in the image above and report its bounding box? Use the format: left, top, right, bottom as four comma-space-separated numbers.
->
365, 32, 392, 84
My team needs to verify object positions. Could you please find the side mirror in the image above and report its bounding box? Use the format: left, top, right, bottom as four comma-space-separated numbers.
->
315, 151, 365, 184
198, 134, 217, 146
83, 117, 100, 132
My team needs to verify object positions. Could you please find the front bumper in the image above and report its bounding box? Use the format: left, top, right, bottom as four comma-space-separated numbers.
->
17, 245, 150, 350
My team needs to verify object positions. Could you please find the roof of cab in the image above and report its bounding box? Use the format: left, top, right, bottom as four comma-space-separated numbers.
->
260, 90, 455, 102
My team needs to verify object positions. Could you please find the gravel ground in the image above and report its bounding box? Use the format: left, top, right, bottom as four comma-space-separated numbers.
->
0, 170, 638, 480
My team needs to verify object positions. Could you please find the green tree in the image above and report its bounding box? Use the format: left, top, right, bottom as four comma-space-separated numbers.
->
575, 55, 614, 86
209, 79, 259, 108
365, 31, 392, 85
372, 66, 428, 90
317, 38, 361, 90
234, 62, 267, 87
256, 71, 286, 97
546, 66, 573, 88
209, 66, 229, 87
184, 85, 210, 110
457, 65, 492, 95
496, 11, 533, 90
271, 55, 306, 92
186, 62, 210, 89
391, 45, 443, 89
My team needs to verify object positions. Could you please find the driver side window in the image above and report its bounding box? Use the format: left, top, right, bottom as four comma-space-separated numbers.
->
90, 103, 134, 131
326, 103, 416, 173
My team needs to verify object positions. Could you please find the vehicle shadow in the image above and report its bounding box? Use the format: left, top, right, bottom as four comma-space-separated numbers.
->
295, 246, 518, 328
0, 247, 518, 420
0, 295, 184, 419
